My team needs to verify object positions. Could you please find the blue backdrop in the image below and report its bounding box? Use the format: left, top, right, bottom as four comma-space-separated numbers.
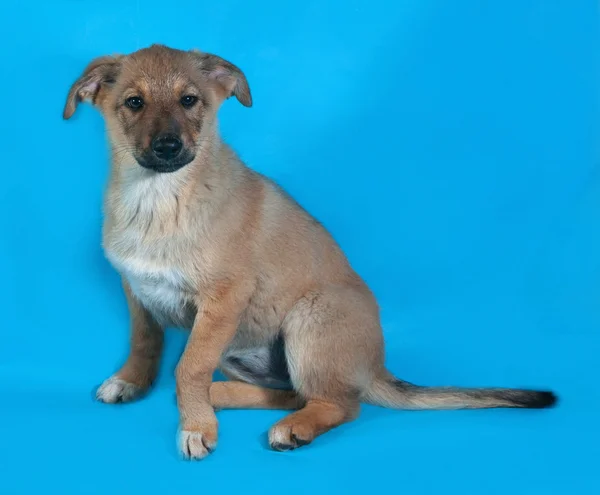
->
0, 1, 597, 493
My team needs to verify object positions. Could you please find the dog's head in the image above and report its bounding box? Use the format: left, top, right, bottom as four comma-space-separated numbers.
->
63, 45, 252, 173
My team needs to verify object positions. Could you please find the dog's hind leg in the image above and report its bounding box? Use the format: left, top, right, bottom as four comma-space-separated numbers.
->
210, 381, 303, 410
268, 287, 380, 451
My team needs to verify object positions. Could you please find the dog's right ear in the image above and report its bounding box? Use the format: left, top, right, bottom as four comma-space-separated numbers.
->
63, 55, 122, 120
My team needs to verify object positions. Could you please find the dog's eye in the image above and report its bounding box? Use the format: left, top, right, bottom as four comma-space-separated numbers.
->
125, 96, 144, 110
181, 95, 198, 108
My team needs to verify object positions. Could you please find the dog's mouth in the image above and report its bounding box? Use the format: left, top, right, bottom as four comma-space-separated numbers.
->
135, 151, 196, 174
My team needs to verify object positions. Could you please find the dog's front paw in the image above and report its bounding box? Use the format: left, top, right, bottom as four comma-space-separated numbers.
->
179, 425, 218, 460
96, 376, 145, 404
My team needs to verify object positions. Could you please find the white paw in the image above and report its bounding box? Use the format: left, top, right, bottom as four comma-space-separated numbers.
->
179, 430, 217, 460
96, 376, 144, 403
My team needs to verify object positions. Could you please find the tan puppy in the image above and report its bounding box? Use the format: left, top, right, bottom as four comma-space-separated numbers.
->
64, 44, 557, 460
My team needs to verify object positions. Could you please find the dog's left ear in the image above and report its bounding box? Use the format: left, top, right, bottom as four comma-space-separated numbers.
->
63, 55, 122, 119
191, 50, 252, 107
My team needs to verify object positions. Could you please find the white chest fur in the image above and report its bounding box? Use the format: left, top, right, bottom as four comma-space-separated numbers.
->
106, 249, 196, 328
103, 169, 198, 328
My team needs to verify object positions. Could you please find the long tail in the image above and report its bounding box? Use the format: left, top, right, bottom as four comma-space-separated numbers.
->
364, 374, 557, 410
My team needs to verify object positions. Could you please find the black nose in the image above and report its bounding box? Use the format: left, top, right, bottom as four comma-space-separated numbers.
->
151, 134, 183, 160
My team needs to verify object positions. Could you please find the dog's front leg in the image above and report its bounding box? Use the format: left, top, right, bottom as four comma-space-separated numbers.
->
176, 284, 244, 460
96, 278, 163, 403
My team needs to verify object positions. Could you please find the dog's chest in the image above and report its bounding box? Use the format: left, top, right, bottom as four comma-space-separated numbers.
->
103, 179, 198, 328
106, 244, 196, 328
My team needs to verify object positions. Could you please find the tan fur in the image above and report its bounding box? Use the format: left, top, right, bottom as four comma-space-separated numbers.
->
64, 44, 556, 460
209, 382, 302, 410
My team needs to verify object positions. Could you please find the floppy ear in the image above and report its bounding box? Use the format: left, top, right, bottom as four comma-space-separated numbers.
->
191, 50, 252, 107
63, 55, 122, 120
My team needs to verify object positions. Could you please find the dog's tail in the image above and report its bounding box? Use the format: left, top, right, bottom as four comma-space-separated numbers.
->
364, 373, 557, 410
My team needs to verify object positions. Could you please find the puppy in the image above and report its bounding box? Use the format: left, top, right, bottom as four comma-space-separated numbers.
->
63, 44, 556, 460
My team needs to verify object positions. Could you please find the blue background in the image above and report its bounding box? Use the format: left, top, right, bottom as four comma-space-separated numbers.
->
0, 1, 598, 493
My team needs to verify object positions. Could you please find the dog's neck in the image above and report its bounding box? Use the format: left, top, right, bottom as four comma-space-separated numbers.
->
105, 129, 235, 233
